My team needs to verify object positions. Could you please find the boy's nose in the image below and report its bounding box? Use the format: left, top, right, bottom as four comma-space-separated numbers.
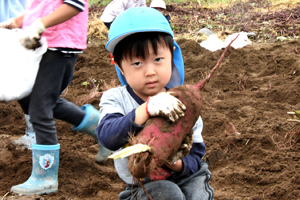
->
145, 64, 156, 76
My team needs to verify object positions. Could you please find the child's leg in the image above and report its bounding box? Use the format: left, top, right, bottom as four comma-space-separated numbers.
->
18, 50, 110, 162
53, 97, 85, 126
177, 160, 214, 200
119, 180, 185, 200
18, 50, 79, 144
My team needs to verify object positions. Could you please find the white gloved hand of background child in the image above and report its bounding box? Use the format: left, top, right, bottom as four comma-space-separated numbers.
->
0, 18, 18, 29
20, 19, 46, 49
146, 92, 186, 123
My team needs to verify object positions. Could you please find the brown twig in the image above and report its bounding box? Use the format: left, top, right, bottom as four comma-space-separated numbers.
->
223, 120, 241, 135
271, 126, 300, 150
236, 73, 248, 91
76, 79, 120, 105
89, 77, 97, 89
224, 142, 240, 153
138, 179, 153, 200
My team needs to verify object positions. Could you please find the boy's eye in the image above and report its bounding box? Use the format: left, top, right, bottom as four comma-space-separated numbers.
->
155, 57, 162, 62
133, 62, 142, 66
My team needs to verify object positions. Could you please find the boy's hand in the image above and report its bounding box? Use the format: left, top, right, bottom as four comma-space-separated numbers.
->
20, 19, 46, 49
166, 160, 183, 172
0, 18, 18, 29
146, 92, 186, 123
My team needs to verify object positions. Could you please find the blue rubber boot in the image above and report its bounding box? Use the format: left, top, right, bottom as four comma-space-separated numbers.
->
73, 104, 111, 163
11, 144, 60, 195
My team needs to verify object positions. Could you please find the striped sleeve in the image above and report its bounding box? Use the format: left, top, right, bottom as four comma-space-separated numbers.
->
63, 0, 85, 12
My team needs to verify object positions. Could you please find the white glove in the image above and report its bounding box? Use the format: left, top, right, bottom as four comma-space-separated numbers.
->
146, 92, 186, 123
0, 18, 18, 29
20, 19, 46, 50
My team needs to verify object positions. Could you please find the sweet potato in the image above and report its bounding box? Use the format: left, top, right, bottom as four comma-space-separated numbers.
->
128, 84, 202, 178
128, 35, 239, 179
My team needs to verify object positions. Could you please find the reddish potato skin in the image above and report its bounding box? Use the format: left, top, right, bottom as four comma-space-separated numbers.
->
128, 84, 202, 178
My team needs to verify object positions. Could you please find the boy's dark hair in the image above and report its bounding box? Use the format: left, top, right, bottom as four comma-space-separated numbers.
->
113, 32, 174, 69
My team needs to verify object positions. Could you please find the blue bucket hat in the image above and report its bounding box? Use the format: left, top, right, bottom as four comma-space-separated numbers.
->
106, 7, 184, 88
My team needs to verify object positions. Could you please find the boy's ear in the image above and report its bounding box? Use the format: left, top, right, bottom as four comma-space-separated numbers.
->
115, 64, 124, 75
173, 46, 176, 50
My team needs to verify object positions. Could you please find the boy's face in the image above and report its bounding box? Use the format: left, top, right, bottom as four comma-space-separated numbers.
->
117, 42, 172, 101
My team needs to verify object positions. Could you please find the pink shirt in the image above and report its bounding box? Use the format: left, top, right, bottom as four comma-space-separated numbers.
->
23, 0, 88, 49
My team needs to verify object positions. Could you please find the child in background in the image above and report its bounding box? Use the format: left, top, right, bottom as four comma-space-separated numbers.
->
96, 7, 214, 200
0, 0, 110, 195
100, 0, 146, 30
150, 0, 171, 24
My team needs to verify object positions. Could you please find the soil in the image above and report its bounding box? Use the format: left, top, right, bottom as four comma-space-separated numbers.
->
1, 1, 300, 200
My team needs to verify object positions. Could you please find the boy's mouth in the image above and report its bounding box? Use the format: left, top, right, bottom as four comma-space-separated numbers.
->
146, 81, 158, 88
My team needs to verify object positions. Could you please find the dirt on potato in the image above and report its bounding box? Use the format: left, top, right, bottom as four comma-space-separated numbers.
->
1, 1, 300, 200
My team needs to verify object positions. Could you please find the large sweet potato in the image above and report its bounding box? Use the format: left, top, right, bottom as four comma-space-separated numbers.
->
128, 84, 202, 178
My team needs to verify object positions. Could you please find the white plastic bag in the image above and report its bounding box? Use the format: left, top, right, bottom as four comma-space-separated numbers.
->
224, 32, 252, 49
200, 32, 252, 52
200, 35, 225, 52
0, 28, 47, 101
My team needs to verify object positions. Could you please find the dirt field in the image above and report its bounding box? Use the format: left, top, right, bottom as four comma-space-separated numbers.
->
1, 1, 300, 200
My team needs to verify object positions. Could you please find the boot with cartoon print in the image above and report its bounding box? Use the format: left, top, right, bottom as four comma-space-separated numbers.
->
11, 144, 60, 195
72, 104, 111, 163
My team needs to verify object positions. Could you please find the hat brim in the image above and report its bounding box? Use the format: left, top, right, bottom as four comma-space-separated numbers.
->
106, 29, 171, 53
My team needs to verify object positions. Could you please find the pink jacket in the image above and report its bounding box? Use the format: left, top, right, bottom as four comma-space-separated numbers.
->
23, 0, 88, 49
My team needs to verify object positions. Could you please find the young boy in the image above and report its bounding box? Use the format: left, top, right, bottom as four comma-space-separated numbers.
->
150, 0, 171, 24
96, 7, 214, 200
